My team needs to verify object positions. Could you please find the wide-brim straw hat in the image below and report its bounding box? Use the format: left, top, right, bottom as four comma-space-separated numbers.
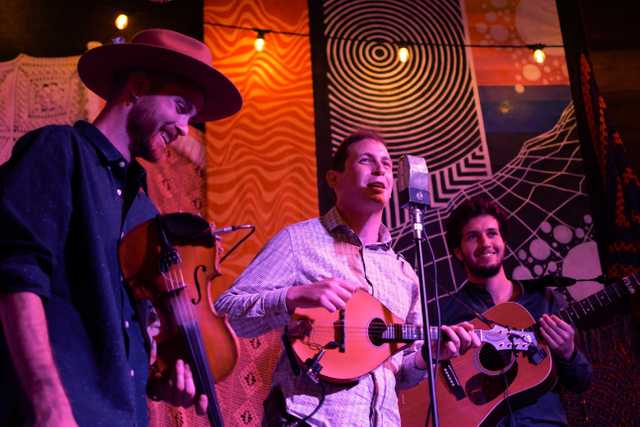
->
78, 28, 242, 122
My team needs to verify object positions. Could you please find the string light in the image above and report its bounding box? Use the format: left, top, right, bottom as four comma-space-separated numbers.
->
532, 44, 546, 64
398, 45, 410, 63
254, 29, 269, 52
115, 14, 129, 31
205, 22, 560, 56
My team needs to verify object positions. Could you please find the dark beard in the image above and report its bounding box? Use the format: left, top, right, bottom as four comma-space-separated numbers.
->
467, 262, 502, 278
127, 102, 158, 159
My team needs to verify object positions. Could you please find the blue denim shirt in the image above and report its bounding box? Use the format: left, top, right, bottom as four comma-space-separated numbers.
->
0, 121, 158, 426
433, 278, 592, 426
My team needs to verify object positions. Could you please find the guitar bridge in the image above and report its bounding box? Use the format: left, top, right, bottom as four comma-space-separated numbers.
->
442, 360, 466, 400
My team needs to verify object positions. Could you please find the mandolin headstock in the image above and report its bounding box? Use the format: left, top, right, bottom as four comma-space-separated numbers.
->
479, 325, 538, 351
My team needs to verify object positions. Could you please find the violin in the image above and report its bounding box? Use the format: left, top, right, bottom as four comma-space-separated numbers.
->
119, 213, 239, 426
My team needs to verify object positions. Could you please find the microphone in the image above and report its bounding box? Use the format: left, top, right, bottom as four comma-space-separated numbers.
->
398, 155, 430, 209
212, 224, 254, 235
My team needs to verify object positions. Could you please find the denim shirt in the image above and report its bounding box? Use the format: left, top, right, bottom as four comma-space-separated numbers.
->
0, 121, 158, 426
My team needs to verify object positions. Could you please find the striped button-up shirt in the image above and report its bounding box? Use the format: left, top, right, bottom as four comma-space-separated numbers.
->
215, 207, 427, 426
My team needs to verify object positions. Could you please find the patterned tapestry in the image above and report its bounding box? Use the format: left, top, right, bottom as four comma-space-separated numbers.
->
204, 0, 318, 425
309, 0, 602, 296
312, 0, 492, 211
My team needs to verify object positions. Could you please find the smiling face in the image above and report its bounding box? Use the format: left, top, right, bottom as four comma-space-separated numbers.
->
455, 214, 506, 279
127, 76, 203, 163
327, 137, 394, 214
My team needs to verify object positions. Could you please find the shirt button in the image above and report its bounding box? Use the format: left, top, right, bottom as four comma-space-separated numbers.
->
124, 320, 130, 329
120, 231, 125, 239
116, 188, 123, 197
130, 369, 135, 377
118, 160, 126, 168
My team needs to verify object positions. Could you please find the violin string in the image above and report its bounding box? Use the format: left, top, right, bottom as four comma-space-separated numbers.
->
164, 268, 205, 391
170, 267, 205, 379
170, 266, 217, 406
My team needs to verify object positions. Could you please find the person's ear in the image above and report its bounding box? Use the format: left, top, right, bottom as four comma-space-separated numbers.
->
453, 247, 463, 261
326, 169, 339, 189
126, 71, 151, 102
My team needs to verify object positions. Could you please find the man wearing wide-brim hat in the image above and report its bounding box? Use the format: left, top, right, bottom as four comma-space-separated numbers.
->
0, 28, 241, 426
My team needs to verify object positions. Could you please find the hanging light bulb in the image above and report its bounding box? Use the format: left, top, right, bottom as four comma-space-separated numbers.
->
115, 14, 129, 31
254, 30, 267, 52
398, 45, 409, 63
531, 44, 546, 64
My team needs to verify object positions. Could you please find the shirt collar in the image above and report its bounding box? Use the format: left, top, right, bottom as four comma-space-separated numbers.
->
73, 121, 148, 194
320, 206, 392, 250
74, 120, 125, 165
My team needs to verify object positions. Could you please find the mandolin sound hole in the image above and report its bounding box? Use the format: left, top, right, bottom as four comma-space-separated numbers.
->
476, 343, 515, 375
368, 318, 386, 346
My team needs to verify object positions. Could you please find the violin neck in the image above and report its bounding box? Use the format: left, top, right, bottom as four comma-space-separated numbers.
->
180, 323, 225, 426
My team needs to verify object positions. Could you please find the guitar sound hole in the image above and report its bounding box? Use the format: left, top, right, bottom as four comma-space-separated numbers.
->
368, 318, 386, 346
477, 343, 514, 374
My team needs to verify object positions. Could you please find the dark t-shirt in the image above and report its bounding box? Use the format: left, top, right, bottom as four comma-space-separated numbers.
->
0, 121, 157, 426
432, 278, 592, 426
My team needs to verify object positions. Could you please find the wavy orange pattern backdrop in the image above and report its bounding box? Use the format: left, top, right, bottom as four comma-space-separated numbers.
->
204, 1, 317, 425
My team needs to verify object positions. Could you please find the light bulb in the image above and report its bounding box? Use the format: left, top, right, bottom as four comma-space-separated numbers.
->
533, 48, 545, 64
254, 35, 265, 52
115, 14, 128, 31
398, 46, 409, 63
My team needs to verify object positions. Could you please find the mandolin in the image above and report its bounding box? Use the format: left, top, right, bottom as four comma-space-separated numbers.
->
288, 289, 538, 383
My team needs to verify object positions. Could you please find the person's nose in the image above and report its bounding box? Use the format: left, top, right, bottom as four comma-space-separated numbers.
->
176, 121, 189, 138
478, 233, 490, 247
372, 159, 385, 175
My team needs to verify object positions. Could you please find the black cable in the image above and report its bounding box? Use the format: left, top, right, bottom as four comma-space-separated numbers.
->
293, 380, 326, 427
424, 230, 442, 362
219, 225, 255, 264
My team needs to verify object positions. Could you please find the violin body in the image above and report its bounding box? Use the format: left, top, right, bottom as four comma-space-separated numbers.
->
119, 213, 239, 426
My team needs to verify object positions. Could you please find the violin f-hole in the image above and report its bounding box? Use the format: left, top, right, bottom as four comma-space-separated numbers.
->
192, 264, 207, 304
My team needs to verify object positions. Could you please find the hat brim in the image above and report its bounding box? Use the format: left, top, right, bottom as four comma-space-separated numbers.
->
78, 43, 242, 122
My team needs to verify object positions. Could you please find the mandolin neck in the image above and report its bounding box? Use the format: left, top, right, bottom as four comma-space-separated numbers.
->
380, 324, 442, 343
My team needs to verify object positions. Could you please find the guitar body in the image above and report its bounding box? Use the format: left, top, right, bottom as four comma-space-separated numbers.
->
429, 302, 555, 427
290, 289, 409, 382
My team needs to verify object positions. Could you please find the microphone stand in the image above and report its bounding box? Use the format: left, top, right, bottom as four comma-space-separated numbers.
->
408, 205, 439, 427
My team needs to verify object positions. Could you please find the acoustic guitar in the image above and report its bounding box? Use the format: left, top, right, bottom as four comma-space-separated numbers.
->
288, 289, 538, 383
428, 274, 639, 427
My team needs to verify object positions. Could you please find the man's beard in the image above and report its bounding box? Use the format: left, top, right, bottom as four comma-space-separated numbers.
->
127, 102, 159, 160
463, 254, 503, 279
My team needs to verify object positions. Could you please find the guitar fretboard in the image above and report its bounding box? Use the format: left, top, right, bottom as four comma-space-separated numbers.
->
559, 274, 638, 325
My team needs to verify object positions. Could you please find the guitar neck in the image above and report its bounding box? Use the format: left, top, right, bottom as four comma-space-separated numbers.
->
557, 274, 639, 325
